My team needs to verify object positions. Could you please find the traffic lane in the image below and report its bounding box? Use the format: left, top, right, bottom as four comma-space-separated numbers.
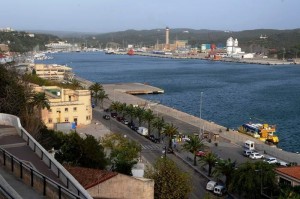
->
167, 154, 209, 199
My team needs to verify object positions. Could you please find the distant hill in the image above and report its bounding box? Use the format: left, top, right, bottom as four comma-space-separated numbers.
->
48, 28, 300, 53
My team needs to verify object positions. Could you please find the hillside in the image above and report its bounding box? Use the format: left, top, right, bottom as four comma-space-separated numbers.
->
57, 28, 300, 53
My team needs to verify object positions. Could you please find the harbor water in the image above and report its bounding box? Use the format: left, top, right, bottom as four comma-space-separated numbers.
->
37, 52, 300, 152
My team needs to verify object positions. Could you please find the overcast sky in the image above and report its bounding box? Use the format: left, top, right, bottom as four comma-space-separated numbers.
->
1, 0, 299, 33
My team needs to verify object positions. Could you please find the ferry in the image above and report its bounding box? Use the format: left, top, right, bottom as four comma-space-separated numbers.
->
238, 123, 279, 144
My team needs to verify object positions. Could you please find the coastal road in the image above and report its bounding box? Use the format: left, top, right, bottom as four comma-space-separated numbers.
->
92, 109, 210, 199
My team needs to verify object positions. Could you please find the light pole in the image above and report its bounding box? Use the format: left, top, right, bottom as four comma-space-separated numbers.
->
199, 92, 203, 139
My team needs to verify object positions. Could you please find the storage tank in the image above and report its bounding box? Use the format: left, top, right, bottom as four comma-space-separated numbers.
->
226, 37, 234, 47
201, 44, 206, 51
234, 39, 238, 47
205, 44, 211, 49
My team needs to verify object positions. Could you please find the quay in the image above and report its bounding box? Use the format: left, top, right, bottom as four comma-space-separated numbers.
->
100, 82, 300, 165
114, 51, 300, 65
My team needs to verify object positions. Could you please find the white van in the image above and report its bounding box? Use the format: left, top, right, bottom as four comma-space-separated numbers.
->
213, 185, 227, 196
137, 127, 148, 136
206, 180, 217, 191
244, 140, 255, 150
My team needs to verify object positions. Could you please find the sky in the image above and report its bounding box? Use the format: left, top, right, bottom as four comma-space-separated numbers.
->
1, 0, 300, 33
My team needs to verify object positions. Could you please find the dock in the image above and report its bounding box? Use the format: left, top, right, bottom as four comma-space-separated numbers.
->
103, 83, 164, 95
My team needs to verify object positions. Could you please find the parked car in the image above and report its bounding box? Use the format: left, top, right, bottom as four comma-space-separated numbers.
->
249, 152, 264, 159
264, 157, 277, 164
214, 185, 227, 196
104, 108, 110, 112
103, 115, 110, 120
243, 149, 254, 157
116, 116, 124, 122
110, 112, 117, 118
206, 180, 218, 191
149, 135, 159, 143
122, 119, 129, 125
196, 150, 206, 157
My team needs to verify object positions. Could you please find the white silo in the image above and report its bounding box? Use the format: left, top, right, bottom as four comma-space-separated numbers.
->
234, 38, 238, 47
226, 37, 234, 54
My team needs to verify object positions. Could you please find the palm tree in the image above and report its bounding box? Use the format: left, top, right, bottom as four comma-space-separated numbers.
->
125, 104, 135, 123
89, 82, 103, 106
31, 92, 50, 112
152, 116, 165, 141
182, 136, 205, 166
213, 158, 236, 188
162, 123, 178, 150
70, 79, 82, 90
134, 106, 145, 126
110, 101, 122, 114
119, 103, 127, 117
143, 109, 155, 136
96, 90, 108, 108
199, 152, 218, 177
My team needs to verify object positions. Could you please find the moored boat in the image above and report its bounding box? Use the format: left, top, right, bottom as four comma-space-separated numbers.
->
238, 122, 279, 144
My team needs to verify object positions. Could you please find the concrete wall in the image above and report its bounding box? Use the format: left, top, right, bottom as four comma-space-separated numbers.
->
88, 174, 154, 199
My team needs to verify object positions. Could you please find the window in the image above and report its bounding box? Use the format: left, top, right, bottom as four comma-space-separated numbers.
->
65, 108, 68, 112
48, 118, 52, 123
73, 107, 77, 112
69, 96, 71, 101
65, 118, 69, 122
86, 115, 91, 120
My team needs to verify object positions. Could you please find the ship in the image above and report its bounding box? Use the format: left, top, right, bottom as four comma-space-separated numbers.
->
238, 123, 279, 144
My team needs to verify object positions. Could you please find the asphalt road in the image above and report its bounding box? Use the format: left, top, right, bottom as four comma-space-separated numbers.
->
93, 109, 213, 199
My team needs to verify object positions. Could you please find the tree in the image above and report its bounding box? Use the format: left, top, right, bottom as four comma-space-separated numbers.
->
162, 123, 178, 150
230, 161, 277, 199
199, 152, 218, 177
101, 133, 141, 175
30, 92, 50, 113
110, 101, 122, 113
89, 82, 104, 106
143, 109, 155, 136
55, 132, 107, 169
134, 106, 145, 126
144, 158, 192, 199
152, 116, 165, 141
125, 104, 136, 123
182, 136, 205, 166
213, 158, 236, 188
96, 90, 108, 108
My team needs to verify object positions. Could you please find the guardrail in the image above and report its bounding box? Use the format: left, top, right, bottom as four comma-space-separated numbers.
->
0, 113, 92, 199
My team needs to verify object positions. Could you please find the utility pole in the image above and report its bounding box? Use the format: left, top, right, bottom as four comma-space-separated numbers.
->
199, 92, 203, 139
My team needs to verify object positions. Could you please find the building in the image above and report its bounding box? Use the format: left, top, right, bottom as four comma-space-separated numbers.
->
65, 166, 154, 199
34, 86, 92, 130
154, 27, 188, 51
275, 166, 300, 187
32, 63, 73, 81
0, 44, 9, 52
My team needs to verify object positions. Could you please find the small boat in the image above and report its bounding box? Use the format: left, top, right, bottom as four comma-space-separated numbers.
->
127, 49, 134, 56
105, 49, 115, 54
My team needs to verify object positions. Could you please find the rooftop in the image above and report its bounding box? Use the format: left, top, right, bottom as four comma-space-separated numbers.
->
276, 166, 300, 180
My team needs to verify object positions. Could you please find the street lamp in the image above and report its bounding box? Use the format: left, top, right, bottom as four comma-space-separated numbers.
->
199, 92, 203, 139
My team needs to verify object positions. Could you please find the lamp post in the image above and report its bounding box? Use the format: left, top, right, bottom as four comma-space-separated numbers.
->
199, 92, 203, 139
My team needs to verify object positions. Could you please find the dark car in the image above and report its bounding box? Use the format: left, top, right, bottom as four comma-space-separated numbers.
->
149, 135, 160, 143
110, 112, 117, 118
103, 115, 110, 120
116, 116, 124, 122
104, 108, 110, 112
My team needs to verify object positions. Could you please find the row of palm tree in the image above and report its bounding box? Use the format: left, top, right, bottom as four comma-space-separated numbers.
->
109, 101, 178, 149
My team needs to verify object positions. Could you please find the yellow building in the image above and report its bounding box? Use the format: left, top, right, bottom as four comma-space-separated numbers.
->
35, 86, 92, 130
33, 64, 72, 81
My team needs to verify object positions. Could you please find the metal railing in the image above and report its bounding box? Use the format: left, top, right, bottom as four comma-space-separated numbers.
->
0, 113, 92, 199
0, 148, 81, 199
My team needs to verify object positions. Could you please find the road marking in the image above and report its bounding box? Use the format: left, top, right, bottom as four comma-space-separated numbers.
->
141, 145, 161, 150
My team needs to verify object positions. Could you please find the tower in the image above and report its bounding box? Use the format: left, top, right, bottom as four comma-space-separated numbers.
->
165, 27, 170, 49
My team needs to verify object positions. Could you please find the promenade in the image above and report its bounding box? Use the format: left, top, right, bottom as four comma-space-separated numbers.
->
99, 83, 300, 165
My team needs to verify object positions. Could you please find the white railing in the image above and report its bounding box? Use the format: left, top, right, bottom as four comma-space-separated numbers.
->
0, 113, 92, 199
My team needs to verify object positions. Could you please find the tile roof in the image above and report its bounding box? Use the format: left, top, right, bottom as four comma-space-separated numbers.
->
276, 166, 300, 180
64, 165, 118, 189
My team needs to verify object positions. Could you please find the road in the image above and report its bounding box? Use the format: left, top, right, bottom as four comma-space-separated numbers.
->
93, 109, 239, 199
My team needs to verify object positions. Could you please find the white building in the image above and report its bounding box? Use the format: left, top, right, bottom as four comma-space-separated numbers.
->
226, 37, 254, 59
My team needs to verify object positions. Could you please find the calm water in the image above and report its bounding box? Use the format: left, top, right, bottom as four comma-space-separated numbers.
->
38, 52, 300, 152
